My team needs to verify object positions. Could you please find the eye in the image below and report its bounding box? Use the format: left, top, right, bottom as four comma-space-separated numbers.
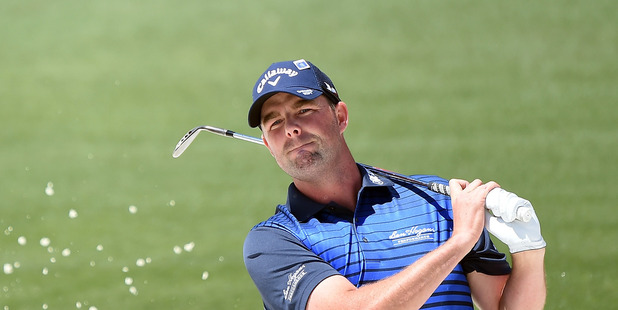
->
298, 108, 313, 115
268, 119, 283, 131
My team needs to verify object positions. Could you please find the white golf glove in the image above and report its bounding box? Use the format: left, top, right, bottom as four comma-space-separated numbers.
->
485, 188, 532, 223
484, 189, 546, 253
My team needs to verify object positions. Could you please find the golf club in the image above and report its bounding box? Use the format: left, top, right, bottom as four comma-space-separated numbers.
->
172, 125, 451, 195
172, 125, 532, 222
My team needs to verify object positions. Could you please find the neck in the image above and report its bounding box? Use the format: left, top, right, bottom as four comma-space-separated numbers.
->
292, 150, 362, 211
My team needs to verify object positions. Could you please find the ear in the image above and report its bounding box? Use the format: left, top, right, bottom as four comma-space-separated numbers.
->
335, 101, 349, 134
262, 134, 275, 157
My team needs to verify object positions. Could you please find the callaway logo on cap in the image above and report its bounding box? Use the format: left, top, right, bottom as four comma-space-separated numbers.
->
248, 59, 340, 128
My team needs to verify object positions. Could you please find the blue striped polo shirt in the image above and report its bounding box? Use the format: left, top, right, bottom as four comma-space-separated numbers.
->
243, 164, 511, 310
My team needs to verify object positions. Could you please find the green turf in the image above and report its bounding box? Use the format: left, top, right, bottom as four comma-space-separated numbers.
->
1, 0, 616, 308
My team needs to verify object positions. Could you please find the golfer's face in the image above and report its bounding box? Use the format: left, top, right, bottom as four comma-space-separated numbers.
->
260, 93, 342, 177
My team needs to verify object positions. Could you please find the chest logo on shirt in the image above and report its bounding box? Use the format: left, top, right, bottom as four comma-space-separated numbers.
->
367, 171, 384, 185
389, 226, 436, 246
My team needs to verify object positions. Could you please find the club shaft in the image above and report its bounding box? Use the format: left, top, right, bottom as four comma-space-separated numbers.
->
230, 132, 264, 145
202, 126, 263, 145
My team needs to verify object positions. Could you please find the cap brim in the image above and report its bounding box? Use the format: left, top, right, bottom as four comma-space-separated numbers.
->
248, 88, 323, 128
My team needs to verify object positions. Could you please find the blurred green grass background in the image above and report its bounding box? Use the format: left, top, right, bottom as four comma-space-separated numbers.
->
1, 0, 616, 308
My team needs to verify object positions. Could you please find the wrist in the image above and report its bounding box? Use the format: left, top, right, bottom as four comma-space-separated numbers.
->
508, 236, 546, 253
511, 248, 546, 263
446, 231, 479, 254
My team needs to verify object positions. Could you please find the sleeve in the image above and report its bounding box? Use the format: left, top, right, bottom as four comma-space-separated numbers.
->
461, 228, 512, 275
243, 226, 341, 310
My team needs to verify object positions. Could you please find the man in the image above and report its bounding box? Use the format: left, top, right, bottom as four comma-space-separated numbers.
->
243, 59, 546, 309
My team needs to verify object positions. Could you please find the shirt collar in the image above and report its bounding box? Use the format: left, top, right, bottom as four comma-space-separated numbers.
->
285, 163, 394, 222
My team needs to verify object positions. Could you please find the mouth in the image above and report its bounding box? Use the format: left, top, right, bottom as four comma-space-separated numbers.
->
286, 140, 315, 155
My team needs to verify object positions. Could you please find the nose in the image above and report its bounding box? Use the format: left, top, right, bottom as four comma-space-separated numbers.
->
285, 119, 301, 138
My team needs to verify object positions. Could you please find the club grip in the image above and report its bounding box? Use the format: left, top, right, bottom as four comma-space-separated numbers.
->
428, 182, 451, 196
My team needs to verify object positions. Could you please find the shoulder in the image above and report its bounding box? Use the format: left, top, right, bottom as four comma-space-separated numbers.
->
243, 221, 340, 310
247, 205, 305, 241
243, 206, 309, 262
243, 225, 301, 256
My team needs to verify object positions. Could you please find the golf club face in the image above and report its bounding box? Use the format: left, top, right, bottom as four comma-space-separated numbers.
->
172, 126, 205, 158
173, 125, 265, 158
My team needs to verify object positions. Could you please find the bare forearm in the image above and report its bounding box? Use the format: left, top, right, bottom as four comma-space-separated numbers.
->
500, 248, 546, 309
308, 235, 476, 310
352, 235, 474, 309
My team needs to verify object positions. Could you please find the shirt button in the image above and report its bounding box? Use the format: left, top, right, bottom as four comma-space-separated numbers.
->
362, 237, 369, 243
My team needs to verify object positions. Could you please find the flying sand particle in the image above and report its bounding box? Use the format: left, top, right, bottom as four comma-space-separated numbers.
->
45, 182, 54, 196
3, 264, 13, 275
183, 242, 195, 252
40, 237, 51, 247
129, 286, 138, 296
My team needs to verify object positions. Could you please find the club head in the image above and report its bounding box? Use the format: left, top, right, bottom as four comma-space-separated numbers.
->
172, 125, 264, 158
172, 126, 205, 158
